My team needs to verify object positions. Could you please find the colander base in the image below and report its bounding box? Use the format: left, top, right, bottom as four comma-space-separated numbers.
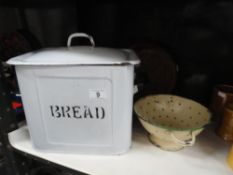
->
148, 135, 184, 151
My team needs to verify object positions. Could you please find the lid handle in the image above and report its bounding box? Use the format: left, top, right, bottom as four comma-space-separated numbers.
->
67, 33, 95, 47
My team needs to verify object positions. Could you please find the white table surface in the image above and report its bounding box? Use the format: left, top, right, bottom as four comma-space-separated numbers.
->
8, 126, 233, 175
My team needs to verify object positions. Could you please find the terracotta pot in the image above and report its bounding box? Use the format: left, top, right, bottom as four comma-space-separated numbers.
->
217, 103, 233, 141
210, 85, 233, 125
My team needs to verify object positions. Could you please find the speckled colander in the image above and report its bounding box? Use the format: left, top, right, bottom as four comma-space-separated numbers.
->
134, 95, 211, 151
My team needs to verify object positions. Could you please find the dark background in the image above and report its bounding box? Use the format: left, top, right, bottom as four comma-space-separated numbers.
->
0, 1, 233, 105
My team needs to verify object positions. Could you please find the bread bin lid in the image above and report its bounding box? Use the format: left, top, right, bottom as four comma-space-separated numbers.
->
7, 33, 140, 66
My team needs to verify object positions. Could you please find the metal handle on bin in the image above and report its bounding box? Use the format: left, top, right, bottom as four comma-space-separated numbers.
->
67, 33, 95, 47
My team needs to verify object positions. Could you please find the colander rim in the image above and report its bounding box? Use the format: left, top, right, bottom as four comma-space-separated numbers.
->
134, 94, 212, 131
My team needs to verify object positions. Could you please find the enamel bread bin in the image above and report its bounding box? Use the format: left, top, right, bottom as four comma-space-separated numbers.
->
7, 33, 140, 154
